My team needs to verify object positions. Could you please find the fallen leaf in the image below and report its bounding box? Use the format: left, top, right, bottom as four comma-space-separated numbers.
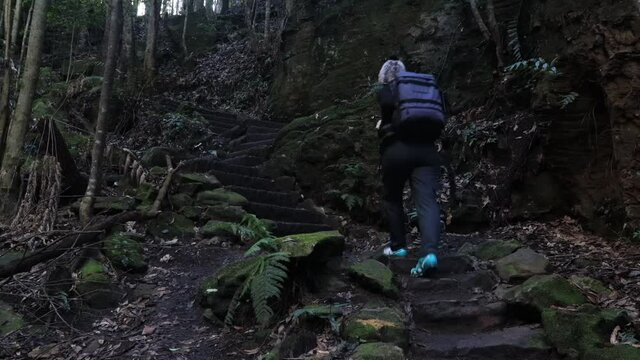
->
142, 325, 157, 335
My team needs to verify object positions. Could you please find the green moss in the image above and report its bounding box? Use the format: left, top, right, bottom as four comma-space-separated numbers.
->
205, 205, 248, 222
504, 274, 587, 311
104, 233, 146, 271
147, 212, 196, 239
170, 193, 194, 209
200, 220, 235, 237
542, 305, 629, 358
178, 173, 221, 190
570, 275, 613, 298
583, 345, 640, 360
180, 206, 203, 219
78, 259, 109, 284
275, 231, 345, 259
474, 240, 522, 260
196, 189, 248, 206
60, 129, 92, 158
135, 183, 157, 204
348, 259, 398, 298
0, 302, 24, 336
352, 342, 405, 360
343, 306, 408, 348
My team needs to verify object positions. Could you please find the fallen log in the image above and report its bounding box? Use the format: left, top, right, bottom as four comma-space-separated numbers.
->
0, 211, 143, 278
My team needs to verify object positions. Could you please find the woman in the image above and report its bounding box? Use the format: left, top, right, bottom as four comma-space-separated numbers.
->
376, 56, 441, 277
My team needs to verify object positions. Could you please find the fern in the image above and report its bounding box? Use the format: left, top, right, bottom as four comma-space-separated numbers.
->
559, 92, 579, 109
216, 214, 273, 243
341, 193, 364, 211
506, 58, 560, 77
224, 253, 290, 327
245, 237, 279, 256
506, 19, 522, 62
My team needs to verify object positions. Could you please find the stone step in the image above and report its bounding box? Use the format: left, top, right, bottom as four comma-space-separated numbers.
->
245, 132, 278, 143
212, 163, 264, 178
248, 119, 284, 129
209, 170, 275, 191
201, 114, 241, 128
226, 186, 301, 207
227, 145, 270, 159
247, 125, 280, 134
235, 139, 275, 151
221, 155, 265, 167
404, 270, 498, 294
246, 201, 326, 224
271, 221, 334, 236
411, 325, 554, 360
388, 255, 475, 276
412, 298, 508, 331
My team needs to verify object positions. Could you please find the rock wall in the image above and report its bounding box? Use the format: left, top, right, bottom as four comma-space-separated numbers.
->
269, 0, 640, 232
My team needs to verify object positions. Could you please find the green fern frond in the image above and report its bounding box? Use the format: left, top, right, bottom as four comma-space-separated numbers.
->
559, 92, 579, 109
245, 237, 278, 256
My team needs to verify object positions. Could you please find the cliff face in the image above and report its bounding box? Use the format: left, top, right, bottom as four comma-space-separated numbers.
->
268, 0, 640, 233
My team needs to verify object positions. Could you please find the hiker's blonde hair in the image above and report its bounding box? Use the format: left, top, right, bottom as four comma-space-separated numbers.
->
378, 60, 406, 84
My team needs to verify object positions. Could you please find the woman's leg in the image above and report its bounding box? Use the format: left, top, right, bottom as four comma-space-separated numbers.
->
382, 148, 411, 251
411, 166, 441, 257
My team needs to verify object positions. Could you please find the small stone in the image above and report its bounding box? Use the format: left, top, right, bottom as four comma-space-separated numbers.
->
495, 248, 549, 282
352, 342, 405, 360
196, 189, 248, 206
473, 240, 522, 260
342, 306, 408, 348
503, 274, 587, 312
348, 259, 399, 298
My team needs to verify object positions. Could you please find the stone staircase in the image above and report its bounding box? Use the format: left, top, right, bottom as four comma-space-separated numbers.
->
386, 253, 560, 360
169, 103, 334, 237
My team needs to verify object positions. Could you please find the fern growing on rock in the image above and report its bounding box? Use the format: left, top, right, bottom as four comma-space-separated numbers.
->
215, 214, 273, 243
224, 252, 290, 326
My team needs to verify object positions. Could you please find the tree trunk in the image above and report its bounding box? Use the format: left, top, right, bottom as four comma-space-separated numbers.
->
205, 0, 214, 18
486, 0, 504, 68
264, 0, 270, 38
79, 0, 123, 224
0, 0, 47, 192
181, 0, 190, 57
193, 0, 203, 12
143, 0, 159, 81
0, 0, 14, 159
18, 0, 32, 72
221, 0, 229, 14
121, 0, 136, 84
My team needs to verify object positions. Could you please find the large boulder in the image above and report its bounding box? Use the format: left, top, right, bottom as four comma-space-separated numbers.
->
0, 302, 24, 335
352, 342, 405, 360
169, 193, 194, 209
348, 259, 399, 298
275, 231, 344, 260
103, 233, 146, 272
569, 275, 613, 299
503, 274, 587, 312
177, 173, 221, 191
205, 204, 248, 223
542, 304, 630, 358
196, 189, 248, 206
495, 248, 549, 282
75, 259, 119, 308
342, 306, 408, 348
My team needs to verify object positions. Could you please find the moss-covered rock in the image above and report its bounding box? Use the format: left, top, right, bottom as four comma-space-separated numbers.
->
177, 173, 221, 191
352, 342, 405, 360
103, 233, 146, 272
76, 259, 117, 308
141, 147, 176, 167
170, 193, 194, 209
146, 212, 196, 239
496, 248, 549, 282
196, 188, 248, 206
348, 260, 398, 298
200, 220, 235, 238
205, 204, 248, 222
570, 275, 613, 298
73, 196, 135, 213
342, 306, 408, 348
135, 183, 158, 204
474, 240, 522, 260
503, 274, 587, 312
179, 206, 203, 220
275, 231, 345, 260
0, 302, 24, 335
542, 305, 629, 358
583, 345, 640, 360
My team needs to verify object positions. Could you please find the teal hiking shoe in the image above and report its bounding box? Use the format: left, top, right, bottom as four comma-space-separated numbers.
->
410, 253, 438, 277
383, 246, 408, 258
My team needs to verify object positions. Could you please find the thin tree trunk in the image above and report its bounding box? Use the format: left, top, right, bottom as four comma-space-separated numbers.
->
18, 0, 32, 72
9, 0, 20, 49
0, 0, 48, 192
65, 25, 75, 83
0, 0, 14, 159
205, 0, 214, 18
264, 0, 270, 38
486, 0, 504, 68
221, 0, 229, 14
181, 0, 190, 57
468, 0, 491, 41
79, 0, 123, 224
143, 0, 159, 81
121, 0, 135, 85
